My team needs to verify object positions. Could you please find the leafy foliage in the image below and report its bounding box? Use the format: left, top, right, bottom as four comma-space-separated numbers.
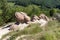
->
0, 0, 60, 26
15, 0, 60, 8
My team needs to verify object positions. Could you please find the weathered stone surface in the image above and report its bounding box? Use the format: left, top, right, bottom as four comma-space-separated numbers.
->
31, 15, 39, 22
39, 14, 49, 21
10, 24, 19, 31
15, 12, 31, 23
15, 12, 24, 23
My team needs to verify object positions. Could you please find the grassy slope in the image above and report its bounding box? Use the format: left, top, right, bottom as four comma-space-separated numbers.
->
1, 20, 60, 40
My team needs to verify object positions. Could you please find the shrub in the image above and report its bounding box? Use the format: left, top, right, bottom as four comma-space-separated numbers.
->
0, 16, 4, 26
2, 6, 16, 23
23, 5, 41, 17
49, 8, 57, 17
44, 32, 57, 40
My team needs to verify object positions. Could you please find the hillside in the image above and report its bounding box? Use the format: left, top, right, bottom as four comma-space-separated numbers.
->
0, 20, 60, 40
0, 0, 60, 40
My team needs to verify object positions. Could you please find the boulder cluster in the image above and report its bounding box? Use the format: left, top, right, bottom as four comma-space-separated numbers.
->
9, 12, 49, 31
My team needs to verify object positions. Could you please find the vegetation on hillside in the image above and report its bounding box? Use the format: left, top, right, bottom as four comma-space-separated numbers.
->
1, 21, 60, 40
0, 0, 60, 40
0, 0, 60, 26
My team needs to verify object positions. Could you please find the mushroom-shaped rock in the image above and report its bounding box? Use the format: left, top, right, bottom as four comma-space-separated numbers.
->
15, 12, 31, 23
20, 12, 31, 23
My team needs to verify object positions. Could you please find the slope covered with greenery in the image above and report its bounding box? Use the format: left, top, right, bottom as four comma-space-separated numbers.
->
0, 0, 60, 26
1, 20, 60, 40
0, 0, 60, 40
15, 0, 60, 8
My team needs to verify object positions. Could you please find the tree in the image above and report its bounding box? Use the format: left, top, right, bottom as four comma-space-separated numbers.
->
49, 9, 57, 17
15, 0, 31, 6
1, 0, 16, 23
1, 0, 8, 23
15, 0, 60, 8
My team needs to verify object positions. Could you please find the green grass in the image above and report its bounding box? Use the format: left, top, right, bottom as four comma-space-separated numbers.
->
8, 24, 42, 40
1, 20, 60, 40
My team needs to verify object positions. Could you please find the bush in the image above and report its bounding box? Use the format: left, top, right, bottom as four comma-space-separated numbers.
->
49, 8, 57, 17
15, 0, 31, 6
0, 5, 51, 25
23, 5, 41, 17
14, 5, 41, 17
15, 5, 24, 12
44, 32, 57, 40
0, 10, 2, 15
0, 17, 4, 26
2, 6, 16, 23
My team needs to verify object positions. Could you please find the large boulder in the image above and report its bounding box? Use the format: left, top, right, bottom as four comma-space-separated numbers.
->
20, 12, 31, 23
15, 12, 31, 23
24, 15, 31, 23
10, 23, 29, 31
15, 12, 24, 23
10, 24, 19, 31
31, 15, 39, 22
39, 19, 48, 27
39, 14, 49, 21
